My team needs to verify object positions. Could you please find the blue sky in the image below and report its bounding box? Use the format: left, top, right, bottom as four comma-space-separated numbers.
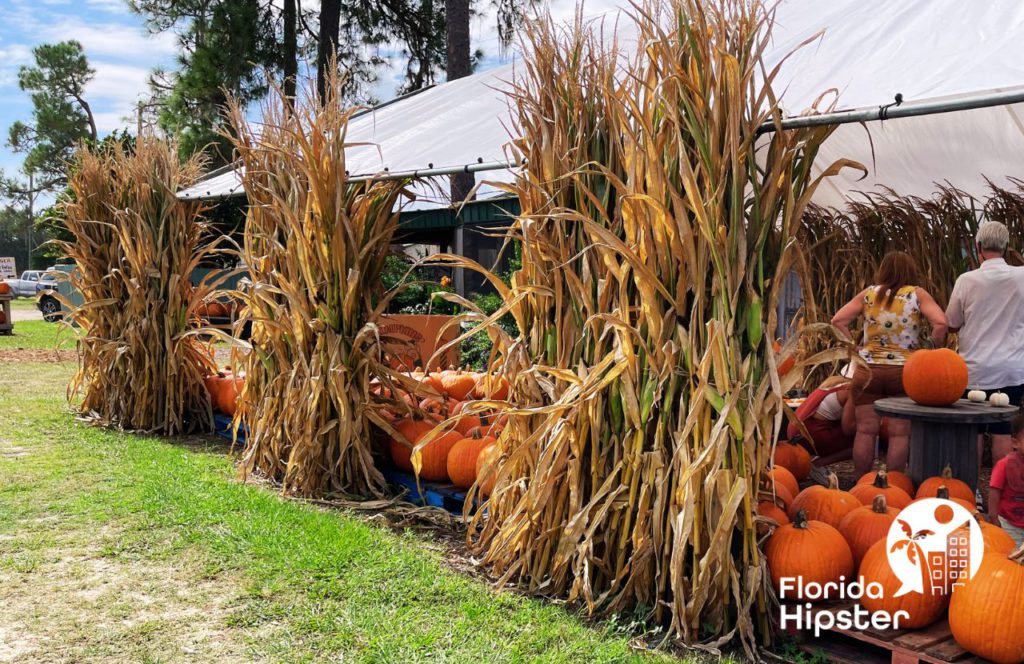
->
0, 0, 179, 179
0, 0, 575, 191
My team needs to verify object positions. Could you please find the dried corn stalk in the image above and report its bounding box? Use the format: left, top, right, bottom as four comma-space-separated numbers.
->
226, 76, 417, 498
62, 138, 217, 434
454, 1, 859, 655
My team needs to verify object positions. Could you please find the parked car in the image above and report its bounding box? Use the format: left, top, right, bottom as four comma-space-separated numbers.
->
3, 270, 43, 297
35, 270, 60, 293
36, 265, 78, 322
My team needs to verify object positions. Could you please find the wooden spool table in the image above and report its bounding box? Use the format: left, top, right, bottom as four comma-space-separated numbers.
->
874, 397, 1017, 491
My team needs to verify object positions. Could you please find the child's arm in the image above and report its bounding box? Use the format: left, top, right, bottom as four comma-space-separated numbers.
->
988, 487, 1003, 525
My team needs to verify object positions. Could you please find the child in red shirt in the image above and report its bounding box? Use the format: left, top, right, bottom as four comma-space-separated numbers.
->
989, 413, 1024, 546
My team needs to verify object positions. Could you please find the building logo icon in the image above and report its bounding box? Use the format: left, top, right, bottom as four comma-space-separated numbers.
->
886, 498, 984, 597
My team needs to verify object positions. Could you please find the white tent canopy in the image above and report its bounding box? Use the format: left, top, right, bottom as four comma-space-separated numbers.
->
177, 0, 1024, 209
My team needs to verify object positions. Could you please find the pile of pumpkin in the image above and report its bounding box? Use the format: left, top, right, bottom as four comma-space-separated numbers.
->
376, 367, 510, 494
204, 368, 244, 416
762, 443, 1023, 663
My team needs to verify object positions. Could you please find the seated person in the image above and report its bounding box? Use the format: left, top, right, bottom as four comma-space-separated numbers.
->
989, 413, 1024, 546
786, 370, 857, 466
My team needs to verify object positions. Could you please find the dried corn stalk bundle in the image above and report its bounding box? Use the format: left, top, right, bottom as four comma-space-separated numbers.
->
62, 138, 217, 434
464, 1, 857, 654
226, 79, 414, 498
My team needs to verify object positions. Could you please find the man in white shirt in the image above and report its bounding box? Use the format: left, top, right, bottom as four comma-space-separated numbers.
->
945, 221, 1024, 463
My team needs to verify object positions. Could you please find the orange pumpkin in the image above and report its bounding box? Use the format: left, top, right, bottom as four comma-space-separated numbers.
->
206, 301, 229, 318
910, 485, 976, 513
764, 510, 853, 602
203, 373, 223, 409
838, 494, 899, 568
902, 348, 968, 407
949, 547, 1024, 664
859, 539, 949, 629
439, 369, 478, 401
756, 500, 790, 526
388, 417, 438, 473
411, 429, 462, 482
769, 466, 800, 500
849, 470, 913, 510
449, 400, 483, 435
976, 519, 1017, 556
216, 373, 244, 416
447, 430, 497, 489
788, 473, 860, 529
773, 441, 812, 480
475, 442, 502, 496
857, 463, 915, 497
0, 282, 10, 295
916, 465, 975, 504
473, 374, 510, 400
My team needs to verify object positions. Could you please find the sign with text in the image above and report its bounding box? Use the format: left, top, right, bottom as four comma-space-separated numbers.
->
0, 257, 15, 279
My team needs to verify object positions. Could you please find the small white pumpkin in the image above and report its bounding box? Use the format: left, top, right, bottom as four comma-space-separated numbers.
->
990, 392, 1011, 407
967, 390, 987, 403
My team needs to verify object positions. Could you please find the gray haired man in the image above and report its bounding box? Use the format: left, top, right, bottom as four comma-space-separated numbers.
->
944, 221, 1024, 463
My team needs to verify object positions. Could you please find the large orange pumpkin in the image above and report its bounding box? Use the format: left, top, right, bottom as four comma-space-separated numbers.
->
849, 470, 913, 510
388, 417, 438, 473
949, 547, 1024, 664
916, 465, 975, 504
859, 539, 949, 629
0, 282, 10, 294
769, 466, 800, 500
449, 400, 483, 435
910, 485, 976, 513
976, 519, 1017, 556
764, 510, 853, 602
857, 463, 915, 497
475, 442, 502, 496
838, 495, 899, 568
447, 430, 497, 488
902, 348, 968, 407
216, 373, 244, 416
773, 441, 812, 480
788, 473, 860, 529
439, 369, 478, 401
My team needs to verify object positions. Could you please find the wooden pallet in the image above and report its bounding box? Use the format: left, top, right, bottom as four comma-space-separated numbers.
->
795, 602, 988, 664
211, 413, 469, 514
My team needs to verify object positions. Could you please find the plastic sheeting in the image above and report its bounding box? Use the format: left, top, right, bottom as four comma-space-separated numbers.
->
177, 0, 1024, 208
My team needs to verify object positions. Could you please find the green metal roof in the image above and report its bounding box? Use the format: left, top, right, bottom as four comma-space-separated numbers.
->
398, 196, 520, 231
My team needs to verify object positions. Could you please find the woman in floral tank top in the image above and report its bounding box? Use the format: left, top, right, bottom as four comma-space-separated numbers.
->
832, 252, 948, 475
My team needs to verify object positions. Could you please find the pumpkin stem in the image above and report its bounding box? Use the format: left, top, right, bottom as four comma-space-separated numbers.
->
873, 469, 890, 489
941, 464, 953, 479
1011, 545, 1024, 564
872, 494, 888, 513
827, 472, 840, 491
792, 510, 810, 529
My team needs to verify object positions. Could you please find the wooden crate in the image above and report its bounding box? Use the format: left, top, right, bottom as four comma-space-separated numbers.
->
795, 602, 988, 664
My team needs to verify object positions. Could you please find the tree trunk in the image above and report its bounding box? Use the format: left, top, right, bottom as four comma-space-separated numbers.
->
317, 0, 341, 102
445, 0, 474, 203
283, 0, 297, 101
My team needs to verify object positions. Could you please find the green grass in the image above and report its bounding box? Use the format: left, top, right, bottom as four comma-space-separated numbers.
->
9, 297, 39, 311
0, 361, 705, 663
0, 318, 68, 350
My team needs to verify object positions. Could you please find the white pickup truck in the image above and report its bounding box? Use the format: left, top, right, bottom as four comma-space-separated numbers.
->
3, 270, 44, 298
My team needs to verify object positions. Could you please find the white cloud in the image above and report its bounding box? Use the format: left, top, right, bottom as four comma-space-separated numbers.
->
40, 21, 178, 59
88, 61, 157, 131
0, 43, 33, 85
86, 0, 132, 13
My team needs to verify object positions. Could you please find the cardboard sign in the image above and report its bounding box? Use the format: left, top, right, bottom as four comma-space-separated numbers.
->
0, 258, 15, 280
379, 314, 458, 371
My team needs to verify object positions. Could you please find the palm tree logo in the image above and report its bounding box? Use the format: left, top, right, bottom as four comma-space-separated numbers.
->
890, 518, 935, 597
